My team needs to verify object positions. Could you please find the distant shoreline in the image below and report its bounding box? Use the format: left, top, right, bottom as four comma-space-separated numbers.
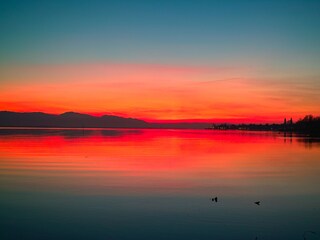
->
204, 116, 320, 136
0, 111, 319, 133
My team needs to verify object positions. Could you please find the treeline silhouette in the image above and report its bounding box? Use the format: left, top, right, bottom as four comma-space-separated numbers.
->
208, 115, 320, 136
294, 115, 320, 135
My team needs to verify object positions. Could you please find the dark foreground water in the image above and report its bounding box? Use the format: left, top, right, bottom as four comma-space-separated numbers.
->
0, 129, 319, 240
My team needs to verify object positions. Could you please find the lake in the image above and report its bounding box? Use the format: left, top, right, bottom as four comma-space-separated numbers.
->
0, 129, 319, 240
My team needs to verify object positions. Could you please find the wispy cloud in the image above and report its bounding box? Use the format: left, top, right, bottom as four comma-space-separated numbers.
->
0, 63, 318, 121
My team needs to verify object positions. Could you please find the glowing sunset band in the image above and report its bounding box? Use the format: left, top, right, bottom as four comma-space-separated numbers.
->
0, 63, 318, 122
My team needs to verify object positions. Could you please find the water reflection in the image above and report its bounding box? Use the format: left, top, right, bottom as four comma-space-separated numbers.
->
0, 129, 319, 240
0, 128, 143, 138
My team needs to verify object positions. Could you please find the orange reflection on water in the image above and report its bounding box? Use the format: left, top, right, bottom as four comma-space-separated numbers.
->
0, 129, 319, 196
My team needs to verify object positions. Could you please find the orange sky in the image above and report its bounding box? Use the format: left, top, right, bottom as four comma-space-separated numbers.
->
0, 63, 319, 122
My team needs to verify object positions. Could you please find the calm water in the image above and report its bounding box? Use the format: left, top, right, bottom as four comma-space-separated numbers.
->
0, 129, 319, 240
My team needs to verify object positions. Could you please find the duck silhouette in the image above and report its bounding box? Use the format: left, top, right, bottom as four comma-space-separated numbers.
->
212, 197, 218, 202
254, 201, 260, 206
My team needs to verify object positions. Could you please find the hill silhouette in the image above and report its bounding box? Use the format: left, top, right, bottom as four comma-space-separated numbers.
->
0, 111, 212, 129
0, 111, 148, 128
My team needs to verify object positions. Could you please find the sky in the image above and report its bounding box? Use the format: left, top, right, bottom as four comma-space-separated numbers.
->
0, 0, 319, 122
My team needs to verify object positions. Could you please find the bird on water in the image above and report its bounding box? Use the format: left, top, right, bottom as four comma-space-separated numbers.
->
212, 197, 218, 202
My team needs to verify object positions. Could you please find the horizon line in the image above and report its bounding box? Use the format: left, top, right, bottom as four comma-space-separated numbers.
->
0, 110, 304, 124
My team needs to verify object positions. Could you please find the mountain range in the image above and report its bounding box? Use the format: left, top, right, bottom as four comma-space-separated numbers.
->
0, 111, 210, 129
0, 111, 148, 128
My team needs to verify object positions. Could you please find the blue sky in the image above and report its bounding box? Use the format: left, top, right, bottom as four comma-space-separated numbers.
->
0, 0, 319, 120
1, 0, 320, 71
